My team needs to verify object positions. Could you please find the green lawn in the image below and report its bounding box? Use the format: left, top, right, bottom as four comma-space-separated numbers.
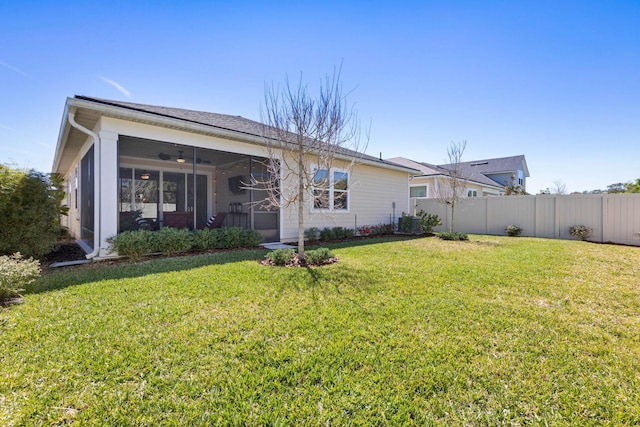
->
1, 236, 639, 425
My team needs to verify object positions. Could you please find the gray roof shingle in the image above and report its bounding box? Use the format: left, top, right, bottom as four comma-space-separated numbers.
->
74, 95, 412, 170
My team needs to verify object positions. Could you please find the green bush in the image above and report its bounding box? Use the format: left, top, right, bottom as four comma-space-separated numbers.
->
305, 247, 335, 265
416, 210, 442, 234
357, 224, 394, 236
107, 230, 155, 260
569, 225, 593, 241
192, 228, 219, 251
319, 227, 334, 241
217, 227, 246, 248
239, 229, 263, 248
316, 227, 353, 241
265, 248, 296, 266
108, 227, 262, 259
332, 226, 354, 239
398, 212, 414, 233
0, 165, 60, 258
150, 227, 193, 255
0, 253, 41, 299
304, 227, 320, 243
505, 225, 523, 237
437, 231, 469, 241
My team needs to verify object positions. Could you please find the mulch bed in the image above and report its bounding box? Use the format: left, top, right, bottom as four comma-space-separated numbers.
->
259, 254, 339, 267
40, 242, 87, 265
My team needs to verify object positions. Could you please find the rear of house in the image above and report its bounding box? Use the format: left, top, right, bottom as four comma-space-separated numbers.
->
53, 96, 416, 258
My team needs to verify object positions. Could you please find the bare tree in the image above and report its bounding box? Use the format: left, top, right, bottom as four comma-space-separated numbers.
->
436, 140, 467, 232
256, 67, 365, 260
551, 180, 567, 195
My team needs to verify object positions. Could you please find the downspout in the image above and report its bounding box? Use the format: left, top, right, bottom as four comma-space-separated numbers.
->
68, 110, 101, 259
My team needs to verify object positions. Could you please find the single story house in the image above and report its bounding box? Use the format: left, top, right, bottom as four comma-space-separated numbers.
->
53, 96, 417, 259
387, 155, 529, 202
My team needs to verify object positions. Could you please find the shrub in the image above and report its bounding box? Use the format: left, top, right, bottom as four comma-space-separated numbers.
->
0, 253, 41, 299
265, 249, 296, 266
107, 230, 155, 260
569, 225, 593, 241
0, 165, 60, 258
437, 231, 469, 241
416, 210, 442, 234
304, 227, 320, 243
239, 229, 263, 248
192, 228, 219, 251
108, 227, 263, 259
319, 227, 334, 241
398, 212, 414, 233
217, 227, 245, 248
505, 225, 523, 237
333, 227, 354, 239
150, 227, 193, 255
305, 247, 335, 265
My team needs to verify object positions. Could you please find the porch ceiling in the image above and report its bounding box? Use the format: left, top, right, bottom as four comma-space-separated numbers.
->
118, 136, 253, 168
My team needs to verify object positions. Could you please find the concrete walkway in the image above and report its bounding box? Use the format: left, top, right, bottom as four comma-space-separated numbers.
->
261, 242, 296, 250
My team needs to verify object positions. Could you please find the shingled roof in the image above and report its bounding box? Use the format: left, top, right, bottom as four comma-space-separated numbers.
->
75, 96, 266, 138
73, 96, 411, 170
387, 154, 528, 189
439, 155, 529, 187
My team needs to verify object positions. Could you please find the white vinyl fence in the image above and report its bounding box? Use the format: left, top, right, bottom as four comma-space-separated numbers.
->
414, 194, 640, 246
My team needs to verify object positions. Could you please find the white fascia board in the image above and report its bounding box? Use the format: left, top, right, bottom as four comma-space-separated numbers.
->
52, 100, 72, 173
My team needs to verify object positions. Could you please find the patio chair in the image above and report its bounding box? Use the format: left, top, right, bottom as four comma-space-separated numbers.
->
200, 212, 226, 229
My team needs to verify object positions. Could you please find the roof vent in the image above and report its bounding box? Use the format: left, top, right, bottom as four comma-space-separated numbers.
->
470, 161, 489, 166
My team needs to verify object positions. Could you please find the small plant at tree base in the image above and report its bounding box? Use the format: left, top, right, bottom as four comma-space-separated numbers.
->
305, 248, 336, 265
569, 225, 593, 241
263, 247, 336, 267
505, 225, 523, 237
437, 231, 469, 241
416, 210, 442, 234
264, 249, 296, 266
0, 253, 41, 299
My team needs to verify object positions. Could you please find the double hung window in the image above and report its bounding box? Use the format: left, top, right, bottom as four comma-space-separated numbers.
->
312, 167, 349, 211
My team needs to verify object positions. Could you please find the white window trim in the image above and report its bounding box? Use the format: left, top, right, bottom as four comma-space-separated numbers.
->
311, 166, 350, 213
409, 184, 429, 198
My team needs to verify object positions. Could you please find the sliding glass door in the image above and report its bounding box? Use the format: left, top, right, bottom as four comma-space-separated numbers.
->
119, 167, 208, 231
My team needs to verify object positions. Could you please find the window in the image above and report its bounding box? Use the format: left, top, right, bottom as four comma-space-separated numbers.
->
410, 185, 427, 198
312, 167, 349, 211
467, 189, 478, 197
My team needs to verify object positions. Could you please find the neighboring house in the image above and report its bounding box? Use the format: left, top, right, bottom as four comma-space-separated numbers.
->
53, 96, 417, 259
387, 155, 529, 203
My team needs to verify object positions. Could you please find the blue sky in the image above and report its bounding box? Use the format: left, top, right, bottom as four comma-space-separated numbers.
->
1, 1, 638, 193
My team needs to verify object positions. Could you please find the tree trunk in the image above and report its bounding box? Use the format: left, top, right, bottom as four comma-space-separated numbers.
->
297, 143, 305, 259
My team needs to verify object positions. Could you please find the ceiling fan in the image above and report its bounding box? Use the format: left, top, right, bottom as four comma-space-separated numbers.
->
156, 151, 211, 164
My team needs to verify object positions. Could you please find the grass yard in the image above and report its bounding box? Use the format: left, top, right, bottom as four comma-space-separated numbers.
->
1, 236, 639, 425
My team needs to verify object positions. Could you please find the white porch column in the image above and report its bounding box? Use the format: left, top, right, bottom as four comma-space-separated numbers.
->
98, 131, 119, 258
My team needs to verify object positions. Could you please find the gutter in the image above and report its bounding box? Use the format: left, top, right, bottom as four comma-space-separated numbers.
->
67, 109, 101, 260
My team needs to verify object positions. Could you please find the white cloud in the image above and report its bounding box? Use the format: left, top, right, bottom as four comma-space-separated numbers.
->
0, 61, 32, 79
0, 123, 18, 132
98, 75, 131, 98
